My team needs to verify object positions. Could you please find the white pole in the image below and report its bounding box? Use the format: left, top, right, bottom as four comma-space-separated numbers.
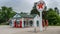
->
39, 10, 43, 31
11, 20, 14, 27
33, 18, 37, 32
22, 18, 24, 28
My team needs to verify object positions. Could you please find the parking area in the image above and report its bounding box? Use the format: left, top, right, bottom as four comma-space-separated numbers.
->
0, 25, 60, 34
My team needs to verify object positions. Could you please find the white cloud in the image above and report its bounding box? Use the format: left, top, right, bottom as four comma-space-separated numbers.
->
0, 0, 60, 13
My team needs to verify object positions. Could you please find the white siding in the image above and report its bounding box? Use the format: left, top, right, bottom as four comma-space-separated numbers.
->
33, 15, 39, 27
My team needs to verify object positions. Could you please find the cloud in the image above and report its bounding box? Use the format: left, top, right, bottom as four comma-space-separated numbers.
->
0, 0, 60, 13
0, 0, 33, 13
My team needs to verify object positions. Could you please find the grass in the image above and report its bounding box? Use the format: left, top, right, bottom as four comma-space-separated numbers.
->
0, 22, 9, 25
49, 24, 60, 26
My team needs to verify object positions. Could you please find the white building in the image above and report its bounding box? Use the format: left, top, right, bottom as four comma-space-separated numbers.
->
9, 13, 40, 28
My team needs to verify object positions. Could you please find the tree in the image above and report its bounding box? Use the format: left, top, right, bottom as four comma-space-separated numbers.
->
0, 6, 16, 24
30, 2, 40, 16
42, 6, 47, 19
54, 7, 59, 14
46, 8, 59, 25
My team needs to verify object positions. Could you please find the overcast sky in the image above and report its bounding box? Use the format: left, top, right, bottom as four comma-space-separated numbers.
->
0, 0, 60, 13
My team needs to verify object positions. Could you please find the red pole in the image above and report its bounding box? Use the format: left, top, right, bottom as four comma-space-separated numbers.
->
20, 20, 22, 28
45, 20, 48, 26
14, 20, 17, 27
42, 19, 45, 27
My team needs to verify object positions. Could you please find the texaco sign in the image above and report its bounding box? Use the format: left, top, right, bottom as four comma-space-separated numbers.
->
36, 0, 46, 11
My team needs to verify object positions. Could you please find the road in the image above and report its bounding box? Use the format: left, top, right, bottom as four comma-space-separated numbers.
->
0, 25, 60, 34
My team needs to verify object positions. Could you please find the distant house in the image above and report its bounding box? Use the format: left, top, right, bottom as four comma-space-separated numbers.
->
9, 13, 40, 28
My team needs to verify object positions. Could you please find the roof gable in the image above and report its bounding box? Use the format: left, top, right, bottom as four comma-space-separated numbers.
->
13, 13, 38, 18
13, 14, 21, 18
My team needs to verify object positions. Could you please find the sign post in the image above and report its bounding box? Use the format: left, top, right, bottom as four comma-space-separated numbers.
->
36, 0, 45, 31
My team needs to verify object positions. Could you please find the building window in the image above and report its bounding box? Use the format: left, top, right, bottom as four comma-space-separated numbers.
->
9, 20, 12, 26
29, 20, 33, 26
37, 21, 39, 27
24, 21, 26, 27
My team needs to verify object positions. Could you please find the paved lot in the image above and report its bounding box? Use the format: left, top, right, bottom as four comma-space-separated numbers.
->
0, 25, 60, 34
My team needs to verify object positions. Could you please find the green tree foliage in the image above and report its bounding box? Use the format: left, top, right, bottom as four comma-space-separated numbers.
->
30, 3, 40, 16
46, 8, 59, 25
0, 6, 16, 24
42, 6, 47, 19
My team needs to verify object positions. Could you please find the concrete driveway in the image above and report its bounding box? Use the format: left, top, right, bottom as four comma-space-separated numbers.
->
0, 25, 60, 34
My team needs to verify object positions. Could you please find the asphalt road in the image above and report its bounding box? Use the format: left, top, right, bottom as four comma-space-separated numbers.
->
0, 25, 60, 34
